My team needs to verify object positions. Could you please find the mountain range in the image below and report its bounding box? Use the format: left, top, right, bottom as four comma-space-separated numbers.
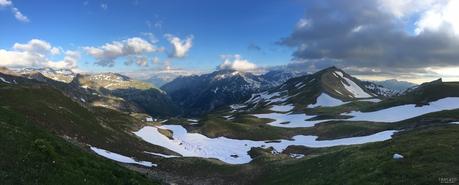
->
1, 66, 458, 185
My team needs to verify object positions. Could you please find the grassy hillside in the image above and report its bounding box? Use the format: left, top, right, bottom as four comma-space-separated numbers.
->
0, 81, 174, 159
0, 106, 158, 185
252, 124, 459, 185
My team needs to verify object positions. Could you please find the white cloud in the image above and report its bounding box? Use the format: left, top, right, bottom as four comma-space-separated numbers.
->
415, 0, 459, 35
0, 0, 29, 22
0, 0, 12, 6
0, 39, 79, 69
378, 0, 459, 35
12, 7, 28, 22
377, 0, 436, 18
13, 39, 60, 54
165, 34, 193, 58
296, 18, 312, 29
47, 50, 80, 69
84, 37, 161, 67
217, 54, 257, 71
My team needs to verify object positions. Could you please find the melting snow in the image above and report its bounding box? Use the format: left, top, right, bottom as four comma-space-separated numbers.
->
187, 119, 199, 125
134, 125, 396, 164
248, 91, 289, 105
144, 151, 180, 158
393, 153, 404, 160
344, 97, 459, 122
90, 146, 156, 167
357, 98, 381, 103
335, 71, 372, 98
270, 104, 294, 112
252, 112, 327, 128
308, 93, 345, 108
0, 77, 11, 84
289, 153, 305, 159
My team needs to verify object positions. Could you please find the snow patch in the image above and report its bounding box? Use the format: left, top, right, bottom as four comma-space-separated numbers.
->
393, 153, 404, 160
134, 125, 396, 164
357, 98, 381, 103
187, 119, 199, 125
144, 151, 180, 158
308, 93, 345, 108
270, 104, 294, 112
335, 71, 372, 98
344, 97, 459, 122
289, 153, 305, 159
252, 112, 330, 128
0, 77, 11, 84
90, 146, 156, 167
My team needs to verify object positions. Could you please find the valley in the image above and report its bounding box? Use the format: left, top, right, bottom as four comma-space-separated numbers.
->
1, 66, 458, 184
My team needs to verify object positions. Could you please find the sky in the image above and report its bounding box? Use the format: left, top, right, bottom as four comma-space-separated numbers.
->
1, 0, 459, 84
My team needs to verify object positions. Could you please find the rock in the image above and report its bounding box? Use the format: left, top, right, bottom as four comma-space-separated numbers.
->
393, 153, 404, 160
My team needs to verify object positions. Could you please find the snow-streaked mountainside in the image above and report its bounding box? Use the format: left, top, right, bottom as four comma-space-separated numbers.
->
134, 124, 396, 164
260, 70, 308, 87
73, 72, 154, 90
361, 81, 399, 97
372, 79, 417, 92
71, 73, 178, 117
14, 67, 76, 83
2, 65, 459, 185
161, 69, 277, 116
244, 67, 382, 109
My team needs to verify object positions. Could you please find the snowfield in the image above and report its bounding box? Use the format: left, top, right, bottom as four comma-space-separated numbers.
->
307, 93, 345, 108
270, 104, 294, 112
134, 125, 396, 164
344, 97, 459, 122
0, 77, 11, 84
90, 146, 156, 167
357, 98, 382, 103
252, 112, 328, 128
247, 91, 288, 105
144, 151, 180, 158
335, 71, 372, 98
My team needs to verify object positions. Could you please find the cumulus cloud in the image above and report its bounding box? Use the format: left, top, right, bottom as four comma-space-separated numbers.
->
217, 54, 257, 71
0, 39, 79, 69
84, 37, 161, 67
0, 0, 29, 22
0, 0, 12, 6
279, 0, 459, 79
165, 34, 193, 58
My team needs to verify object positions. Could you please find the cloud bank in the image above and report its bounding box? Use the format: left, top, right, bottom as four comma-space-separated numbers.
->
0, 39, 79, 69
84, 37, 161, 67
165, 34, 193, 58
217, 54, 257, 71
279, 0, 459, 79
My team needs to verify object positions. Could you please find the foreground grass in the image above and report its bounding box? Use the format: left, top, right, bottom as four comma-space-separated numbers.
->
0, 107, 158, 185
253, 124, 459, 185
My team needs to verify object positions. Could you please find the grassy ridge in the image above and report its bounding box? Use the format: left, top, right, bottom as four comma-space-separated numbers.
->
0, 106, 158, 185
0, 82, 178, 159
253, 124, 459, 185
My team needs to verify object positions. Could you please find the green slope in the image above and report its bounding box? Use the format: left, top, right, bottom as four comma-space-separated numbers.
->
0, 106, 158, 185
253, 124, 459, 185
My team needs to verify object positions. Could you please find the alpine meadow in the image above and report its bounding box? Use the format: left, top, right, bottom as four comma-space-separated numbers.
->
1, 0, 459, 184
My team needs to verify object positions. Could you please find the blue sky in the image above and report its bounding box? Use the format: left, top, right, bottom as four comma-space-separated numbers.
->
1, 0, 459, 83
0, 0, 306, 73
